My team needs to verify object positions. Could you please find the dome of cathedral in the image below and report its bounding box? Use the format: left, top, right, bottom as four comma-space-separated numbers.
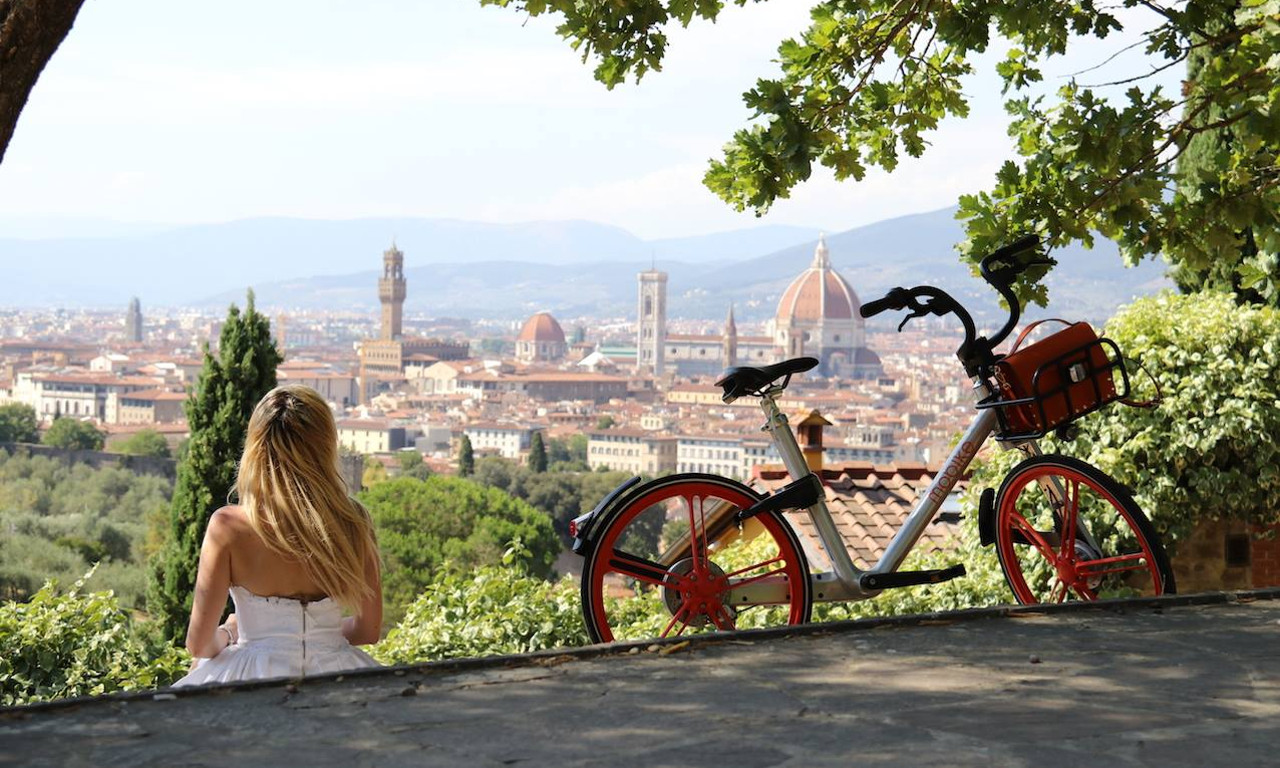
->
517, 312, 566, 344
776, 235, 860, 324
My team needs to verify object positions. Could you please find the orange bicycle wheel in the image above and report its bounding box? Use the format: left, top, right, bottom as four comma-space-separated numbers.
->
995, 455, 1174, 604
580, 474, 811, 644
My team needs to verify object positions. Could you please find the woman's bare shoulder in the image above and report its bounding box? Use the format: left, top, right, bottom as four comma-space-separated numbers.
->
208, 505, 251, 540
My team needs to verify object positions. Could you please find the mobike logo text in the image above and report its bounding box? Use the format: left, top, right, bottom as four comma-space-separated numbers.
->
927, 441, 977, 506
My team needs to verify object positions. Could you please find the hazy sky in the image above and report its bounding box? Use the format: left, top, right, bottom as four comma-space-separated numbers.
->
0, 2, 1177, 240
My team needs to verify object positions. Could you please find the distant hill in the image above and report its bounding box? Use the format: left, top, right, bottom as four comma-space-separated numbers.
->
0, 208, 1169, 323
0, 217, 821, 307
209, 208, 1168, 324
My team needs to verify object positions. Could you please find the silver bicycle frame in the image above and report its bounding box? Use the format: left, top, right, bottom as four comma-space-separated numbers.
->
729, 380, 1007, 605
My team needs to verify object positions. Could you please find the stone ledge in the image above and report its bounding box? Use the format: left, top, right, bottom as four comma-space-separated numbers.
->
7, 586, 1280, 717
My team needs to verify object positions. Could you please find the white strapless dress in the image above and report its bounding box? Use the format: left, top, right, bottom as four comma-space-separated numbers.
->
174, 585, 380, 687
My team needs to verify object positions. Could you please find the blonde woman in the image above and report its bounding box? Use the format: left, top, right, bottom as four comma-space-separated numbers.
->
174, 385, 382, 685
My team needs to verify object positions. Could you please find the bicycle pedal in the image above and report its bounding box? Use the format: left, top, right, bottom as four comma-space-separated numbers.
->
860, 564, 967, 591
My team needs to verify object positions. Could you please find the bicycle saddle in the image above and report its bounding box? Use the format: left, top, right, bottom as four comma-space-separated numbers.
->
715, 357, 819, 403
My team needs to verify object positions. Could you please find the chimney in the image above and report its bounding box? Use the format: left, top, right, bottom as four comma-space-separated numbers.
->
795, 409, 833, 474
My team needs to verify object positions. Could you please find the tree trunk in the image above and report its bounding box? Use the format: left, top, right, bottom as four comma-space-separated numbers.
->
0, 0, 86, 164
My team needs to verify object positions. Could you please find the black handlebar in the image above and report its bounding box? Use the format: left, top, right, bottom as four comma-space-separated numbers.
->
861, 235, 1052, 377
859, 287, 909, 318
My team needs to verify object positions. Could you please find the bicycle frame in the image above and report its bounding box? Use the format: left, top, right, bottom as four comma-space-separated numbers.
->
729, 378, 1011, 605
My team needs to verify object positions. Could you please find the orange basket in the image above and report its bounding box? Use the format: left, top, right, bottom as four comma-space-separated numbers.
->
979, 320, 1131, 440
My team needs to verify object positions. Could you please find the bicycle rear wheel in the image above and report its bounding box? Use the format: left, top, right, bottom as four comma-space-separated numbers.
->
580, 474, 811, 644
994, 455, 1175, 604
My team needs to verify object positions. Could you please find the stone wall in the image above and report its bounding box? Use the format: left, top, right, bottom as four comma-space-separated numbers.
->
1250, 524, 1280, 588
1169, 517, 1280, 592
0, 442, 176, 480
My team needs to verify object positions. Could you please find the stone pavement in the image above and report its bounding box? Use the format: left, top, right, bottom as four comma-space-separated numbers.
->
4, 590, 1280, 767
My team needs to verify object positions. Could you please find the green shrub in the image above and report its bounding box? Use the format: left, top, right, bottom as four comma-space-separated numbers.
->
0, 570, 189, 706
373, 545, 586, 664
1060, 291, 1280, 544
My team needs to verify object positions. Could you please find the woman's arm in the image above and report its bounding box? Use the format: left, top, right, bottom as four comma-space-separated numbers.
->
342, 543, 383, 646
184, 508, 236, 658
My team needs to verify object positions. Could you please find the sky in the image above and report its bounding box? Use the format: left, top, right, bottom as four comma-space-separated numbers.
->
0, 1, 1179, 241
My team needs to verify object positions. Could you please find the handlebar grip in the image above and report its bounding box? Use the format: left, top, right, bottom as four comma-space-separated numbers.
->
984, 233, 1041, 265
860, 291, 905, 318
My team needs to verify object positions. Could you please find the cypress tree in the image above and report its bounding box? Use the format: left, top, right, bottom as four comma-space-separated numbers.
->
528, 431, 547, 473
458, 434, 475, 477
147, 291, 282, 644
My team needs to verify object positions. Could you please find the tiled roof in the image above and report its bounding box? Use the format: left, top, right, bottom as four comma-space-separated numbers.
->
751, 461, 962, 570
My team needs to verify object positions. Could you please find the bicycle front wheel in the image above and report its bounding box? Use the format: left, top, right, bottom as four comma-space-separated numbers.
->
994, 455, 1175, 604
580, 474, 812, 644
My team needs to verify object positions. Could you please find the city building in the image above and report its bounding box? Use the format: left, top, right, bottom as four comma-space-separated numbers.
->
358, 244, 468, 403
462, 422, 539, 460
634, 236, 884, 379
114, 388, 187, 425
587, 429, 678, 475
336, 418, 411, 454
515, 312, 568, 363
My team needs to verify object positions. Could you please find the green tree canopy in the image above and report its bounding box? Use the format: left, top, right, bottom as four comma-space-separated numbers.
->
358, 476, 559, 622
41, 419, 104, 451
113, 429, 172, 459
147, 291, 282, 644
0, 403, 39, 444
483, 0, 1280, 305
396, 449, 432, 480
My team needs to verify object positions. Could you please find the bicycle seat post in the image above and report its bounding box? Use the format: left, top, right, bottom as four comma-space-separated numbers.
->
758, 387, 811, 482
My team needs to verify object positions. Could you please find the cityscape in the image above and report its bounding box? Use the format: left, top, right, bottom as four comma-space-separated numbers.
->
0, 234, 981, 486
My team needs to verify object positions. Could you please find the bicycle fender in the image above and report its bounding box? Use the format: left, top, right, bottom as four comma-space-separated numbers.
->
569, 475, 643, 556
977, 487, 996, 547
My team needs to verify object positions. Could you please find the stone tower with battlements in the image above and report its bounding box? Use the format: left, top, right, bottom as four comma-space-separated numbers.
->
636, 268, 667, 376
379, 244, 406, 340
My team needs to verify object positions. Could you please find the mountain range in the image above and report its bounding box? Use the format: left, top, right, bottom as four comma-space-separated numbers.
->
0, 208, 1171, 323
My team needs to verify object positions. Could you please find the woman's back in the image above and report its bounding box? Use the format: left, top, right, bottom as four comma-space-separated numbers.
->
176, 384, 383, 687
217, 505, 329, 601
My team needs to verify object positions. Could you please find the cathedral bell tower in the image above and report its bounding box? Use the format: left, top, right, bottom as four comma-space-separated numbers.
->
636, 268, 667, 376
379, 243, 406, 340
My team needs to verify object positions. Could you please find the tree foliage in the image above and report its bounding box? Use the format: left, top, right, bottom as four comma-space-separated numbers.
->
396, 449, 432, 480
0, 569, 188, 706
147, 291, 282, 644
113, 429, 172, 459
483, 0, 1280, 305
42, 418, 105, 451
0, 403, 39, 443
0, 450, 172, 608
358, 476, 559, 623
472, 456, 634, 541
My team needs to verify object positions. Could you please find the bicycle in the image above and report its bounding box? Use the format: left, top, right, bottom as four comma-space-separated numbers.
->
570, 235, 1175, 643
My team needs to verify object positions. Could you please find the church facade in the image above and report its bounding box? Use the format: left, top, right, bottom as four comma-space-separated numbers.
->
636, 236, 882, 380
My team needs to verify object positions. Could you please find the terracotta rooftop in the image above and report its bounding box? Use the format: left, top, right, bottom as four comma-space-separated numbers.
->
752, 461, 961, 570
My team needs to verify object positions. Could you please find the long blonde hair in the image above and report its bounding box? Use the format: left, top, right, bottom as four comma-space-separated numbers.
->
235, 384, 377, 613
